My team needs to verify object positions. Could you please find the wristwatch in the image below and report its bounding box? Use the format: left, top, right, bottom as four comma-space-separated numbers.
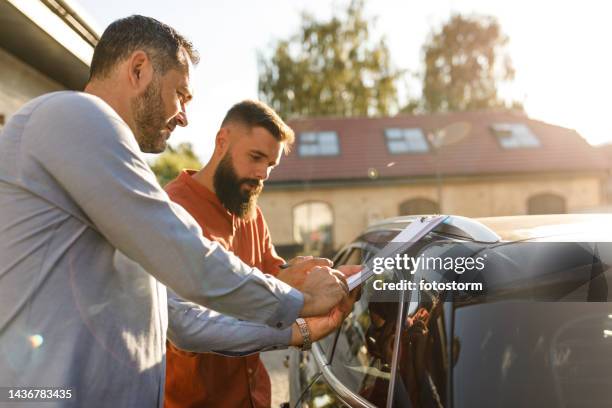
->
295, 318, 312, 351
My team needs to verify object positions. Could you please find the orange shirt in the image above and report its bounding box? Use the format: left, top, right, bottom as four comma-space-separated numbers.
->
164, 170, 285, 408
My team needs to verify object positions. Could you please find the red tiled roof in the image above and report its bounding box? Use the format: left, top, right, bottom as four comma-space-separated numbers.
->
597, 143, 612, 166
269, 111, 608, 184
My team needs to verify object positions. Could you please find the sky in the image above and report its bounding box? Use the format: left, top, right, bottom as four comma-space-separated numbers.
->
76, 0, 612, 162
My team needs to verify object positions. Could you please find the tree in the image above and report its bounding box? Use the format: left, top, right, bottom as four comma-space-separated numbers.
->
150, 143, 202, 186
258, 0, 402, 119
419, 14, 518, 113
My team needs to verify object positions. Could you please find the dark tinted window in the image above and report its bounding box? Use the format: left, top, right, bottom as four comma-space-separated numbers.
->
453, 302, 612, 408
392, 237, 485, 407
392, 240, 460, 408
451, 242, 612, 408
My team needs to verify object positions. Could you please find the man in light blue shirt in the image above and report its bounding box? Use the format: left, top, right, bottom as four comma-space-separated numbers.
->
0, 15, 349, 407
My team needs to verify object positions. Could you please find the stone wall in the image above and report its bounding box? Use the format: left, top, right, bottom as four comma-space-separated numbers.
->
259, 174, 603, 250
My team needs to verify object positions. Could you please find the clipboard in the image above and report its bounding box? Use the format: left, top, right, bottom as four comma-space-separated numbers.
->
346, 215, 449, 291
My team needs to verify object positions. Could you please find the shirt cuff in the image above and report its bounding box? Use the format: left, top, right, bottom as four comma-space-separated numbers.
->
266, 286, 303, 330
259, 326, 292, 352
213, 327, 293, 356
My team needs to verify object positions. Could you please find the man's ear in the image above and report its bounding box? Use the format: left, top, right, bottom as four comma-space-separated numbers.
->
215, 128, 230, 157
127, 50, 154, 92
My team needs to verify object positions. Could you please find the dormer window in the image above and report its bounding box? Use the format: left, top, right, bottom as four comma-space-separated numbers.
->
491, 123, 540, 149
298, 131, 339, 156
385, 128, 429, 153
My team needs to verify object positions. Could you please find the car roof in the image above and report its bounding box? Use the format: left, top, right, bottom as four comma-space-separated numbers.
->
365, 213, 612, 242
477, 214, 612, 241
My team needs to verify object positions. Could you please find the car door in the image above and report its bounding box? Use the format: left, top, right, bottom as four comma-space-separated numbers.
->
315, 244, 404, 407
292, 233, 457, 407
391, 234, 488, 407
290, 245, 368, 407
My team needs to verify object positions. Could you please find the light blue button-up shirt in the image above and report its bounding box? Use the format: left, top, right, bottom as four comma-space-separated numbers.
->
0, 92, 302, 407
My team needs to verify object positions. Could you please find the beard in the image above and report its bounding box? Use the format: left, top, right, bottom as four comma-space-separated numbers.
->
213, 152, 263, 219
131, 76, 170, 153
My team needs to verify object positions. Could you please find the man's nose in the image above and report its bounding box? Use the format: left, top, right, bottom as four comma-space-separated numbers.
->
256, 166, 272, 182
253, 165, 269, 182
176, 106, 188, 127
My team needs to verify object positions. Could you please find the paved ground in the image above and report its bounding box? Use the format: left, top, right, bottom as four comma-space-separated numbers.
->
261, 349, 291, 407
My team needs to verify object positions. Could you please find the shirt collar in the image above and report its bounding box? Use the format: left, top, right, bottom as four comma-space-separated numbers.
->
179, 170, 234, 224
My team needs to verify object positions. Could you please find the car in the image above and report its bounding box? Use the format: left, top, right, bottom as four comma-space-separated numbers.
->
288, 214, 612, 408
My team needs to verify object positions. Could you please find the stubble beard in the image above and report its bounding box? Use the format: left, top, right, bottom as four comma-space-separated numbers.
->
131, 76, 168, 153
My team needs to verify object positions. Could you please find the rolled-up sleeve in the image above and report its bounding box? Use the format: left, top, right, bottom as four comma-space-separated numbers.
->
167, 290, 291, 355
21, 93, 302, 329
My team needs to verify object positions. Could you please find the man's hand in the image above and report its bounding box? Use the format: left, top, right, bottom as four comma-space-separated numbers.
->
335, 265, 363, 280
299, 265, 362, 317
291, 287, 360, 346
277, 256, 332, 290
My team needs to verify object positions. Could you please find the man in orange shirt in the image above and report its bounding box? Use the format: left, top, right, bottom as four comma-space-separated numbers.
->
164, 100, 345, 407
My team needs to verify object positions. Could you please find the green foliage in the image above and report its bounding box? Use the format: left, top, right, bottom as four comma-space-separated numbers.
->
150, 143, 201, 186
258, 0, 403, 119
418, 14, 518, 113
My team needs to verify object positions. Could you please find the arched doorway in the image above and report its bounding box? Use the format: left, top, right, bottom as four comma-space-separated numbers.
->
399, 198, 440, 216
527, 193, 566, 215
292, 201, 334, 256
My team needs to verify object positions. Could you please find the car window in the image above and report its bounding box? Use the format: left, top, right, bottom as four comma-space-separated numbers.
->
291, 349, 343, 408
332, 246, 354, 267
343, 246, 366, 267
327, 264, 400, 407
450, 242, 612, 407
394, 281, 448, 407
393, 238, 480, 407
320, 246, 368, 360
392, 239, 612, 408
295, 373, 345, 408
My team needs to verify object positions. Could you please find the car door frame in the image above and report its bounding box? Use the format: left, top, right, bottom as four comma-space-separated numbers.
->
307, 241, 406, 407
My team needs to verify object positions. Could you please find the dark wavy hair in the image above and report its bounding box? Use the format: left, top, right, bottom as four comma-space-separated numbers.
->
89, 15, 199, 80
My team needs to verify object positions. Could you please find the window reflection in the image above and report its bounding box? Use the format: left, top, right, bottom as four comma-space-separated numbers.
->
394, 239, 474, 407
396, 290, 448, 408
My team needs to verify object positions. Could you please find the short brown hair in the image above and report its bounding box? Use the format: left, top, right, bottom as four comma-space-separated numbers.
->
221, 100, 294, 153
89, 15, 199, 80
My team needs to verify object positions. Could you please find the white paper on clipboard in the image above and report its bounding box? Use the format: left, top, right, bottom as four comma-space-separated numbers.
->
346, 215, 449, 290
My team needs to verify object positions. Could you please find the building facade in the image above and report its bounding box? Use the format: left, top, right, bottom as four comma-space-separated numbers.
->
260, 111, 607, 257
0, 0, 98, 129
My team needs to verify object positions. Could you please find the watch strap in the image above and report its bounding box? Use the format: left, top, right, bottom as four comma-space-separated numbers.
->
295, 318, 312, 351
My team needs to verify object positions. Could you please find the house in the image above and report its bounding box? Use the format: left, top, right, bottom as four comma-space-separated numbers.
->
259, 110, 608, 257
0, 0, 98, 130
